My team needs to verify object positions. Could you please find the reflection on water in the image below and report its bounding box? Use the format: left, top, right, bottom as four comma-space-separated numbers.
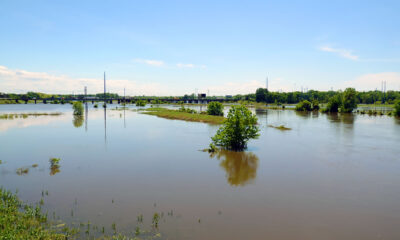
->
210, 150, 259, 186
49, 158, 61, 176
85, 103, 88, 131
104, 108, 107, 144
326, 113, 355, 125
72, 115, 84, 128
49, 165, 60, 176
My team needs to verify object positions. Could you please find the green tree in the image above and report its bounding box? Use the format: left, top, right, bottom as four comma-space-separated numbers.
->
255, 88, 267, 102
341, 88, 357, 113
324, 94, 341, 113
311, 99, 320, 110
136, 100, 146, 107
72, 102, 83, 115
295, 100, 312, 111
394, 100, 400, 117
211, 105, 260, 151
207, 102, 224, 116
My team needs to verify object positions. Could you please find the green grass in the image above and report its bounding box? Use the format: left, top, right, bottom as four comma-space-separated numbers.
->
141, 107, 226, 124
358, 103, 394, 108
268, 124, 292, 131
0, 188, 66, 239
1, 187, 164, 239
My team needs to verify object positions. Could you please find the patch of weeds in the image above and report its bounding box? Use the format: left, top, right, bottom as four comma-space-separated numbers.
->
49, 158, 61, 176
268, 124, 291, 131
137, 214, 143, 223
16, 167, 29, 175
152, 213, 160, 228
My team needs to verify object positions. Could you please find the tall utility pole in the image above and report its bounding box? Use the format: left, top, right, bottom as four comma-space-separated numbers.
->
103, 72, 106, 107
266, 76, 268, 91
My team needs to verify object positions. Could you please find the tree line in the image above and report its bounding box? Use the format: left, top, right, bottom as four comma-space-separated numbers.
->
254, 88, 400, 104
1, 89, 400, 104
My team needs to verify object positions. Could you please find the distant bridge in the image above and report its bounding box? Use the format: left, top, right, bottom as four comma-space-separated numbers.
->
0, 97, 237, 104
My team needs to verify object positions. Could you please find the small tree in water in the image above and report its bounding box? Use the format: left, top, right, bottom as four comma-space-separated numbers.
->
394, 100, 400, 117
211, 105, 260, 151
72, 102, 84, 115
207, 102, 224, 116
341, 88, 357, 113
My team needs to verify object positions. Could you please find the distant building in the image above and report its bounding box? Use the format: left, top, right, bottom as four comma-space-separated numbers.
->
198, 93, 206, 98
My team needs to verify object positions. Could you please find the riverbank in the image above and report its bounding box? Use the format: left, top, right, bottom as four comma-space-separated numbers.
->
140, 107, 226, 124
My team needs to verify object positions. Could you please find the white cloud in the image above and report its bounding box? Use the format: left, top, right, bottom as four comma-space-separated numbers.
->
319, 46, 359, 60
343, 72, 400, 91
176, 63, 207, 69
176, 63, 194, 68
134, 59, 164, 67
0, 65, 172, 95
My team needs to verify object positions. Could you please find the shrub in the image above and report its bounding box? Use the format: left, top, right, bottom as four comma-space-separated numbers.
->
295, 100, 312, 111
311, 99, 320, 110
394, 100, 400, 117
72, 102, 83, 115
207, 102, 224, 116
178, 106, 197, 114
324, 95, 341, 113
341, 88, 357, 113
136, 100, 146, 107
211, 105, 259, 151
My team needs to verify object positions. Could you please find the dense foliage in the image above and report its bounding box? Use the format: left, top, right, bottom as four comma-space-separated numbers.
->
136, 99, 147, 107
2, 89, 400, 105
207, 102, 224, 116
341, 88, 357, 113
72, 102, 83, 115
255, 88, 400, 104
212, 105, 260, 151
295, 100, 312, 111
324, 94, 341, 112
394, 100, 400, 117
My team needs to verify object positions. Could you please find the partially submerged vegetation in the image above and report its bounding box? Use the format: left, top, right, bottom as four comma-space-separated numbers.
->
141, 107, 226, 124
136, 99, 147, 107
72, 101, 84, 115
0, 188, 67, 239
211, 105, 260, 151
207, 102, 224, 116
0, 112, 62, 119
295, 100, 319, 111
49, 158, 61, 176
0, 187, 164, 239
395, 100, 400, 117
268, 125, 291, 131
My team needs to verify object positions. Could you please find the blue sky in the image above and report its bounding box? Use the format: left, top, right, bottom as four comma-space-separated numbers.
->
1, 0, 399, 95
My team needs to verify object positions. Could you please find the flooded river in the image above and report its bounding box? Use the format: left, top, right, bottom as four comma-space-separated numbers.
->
1, 104, 400, 240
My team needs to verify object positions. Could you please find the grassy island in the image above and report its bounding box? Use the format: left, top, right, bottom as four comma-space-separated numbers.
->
141, 107, 226, 124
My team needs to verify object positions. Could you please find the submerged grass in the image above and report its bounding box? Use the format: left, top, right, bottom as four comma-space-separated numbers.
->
0, 112, 62, 119
1, 186, 165, 239
268, 124, 292, 131
141, 107, 226, 124
0, 188, 66, 239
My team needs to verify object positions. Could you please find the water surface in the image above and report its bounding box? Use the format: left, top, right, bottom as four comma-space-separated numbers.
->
1, 104, 400, 240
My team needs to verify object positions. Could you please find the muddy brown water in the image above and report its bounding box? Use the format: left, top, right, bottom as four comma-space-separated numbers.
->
1, 104, 400, 239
